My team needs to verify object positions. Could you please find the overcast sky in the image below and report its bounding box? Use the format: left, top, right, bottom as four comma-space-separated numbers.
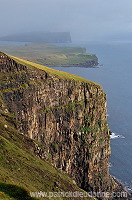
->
1, 0, 132, 41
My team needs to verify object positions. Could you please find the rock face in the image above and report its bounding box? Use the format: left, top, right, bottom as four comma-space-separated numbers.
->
61, 58, 99, 68
0, 52, 126, 199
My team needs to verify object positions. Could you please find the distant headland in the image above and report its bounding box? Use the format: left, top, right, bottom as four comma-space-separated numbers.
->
0, 42, 98, 68
0, 31, 72, 43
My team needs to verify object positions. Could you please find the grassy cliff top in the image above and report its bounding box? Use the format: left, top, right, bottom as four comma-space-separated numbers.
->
0, 43, 97, 67
10, 55, 100, 86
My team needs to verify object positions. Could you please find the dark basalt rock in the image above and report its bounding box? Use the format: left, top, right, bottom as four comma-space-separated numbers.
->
62, 59, 99, 68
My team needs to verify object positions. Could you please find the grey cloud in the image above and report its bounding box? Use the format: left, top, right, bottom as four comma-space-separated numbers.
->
1, 0, 132, 41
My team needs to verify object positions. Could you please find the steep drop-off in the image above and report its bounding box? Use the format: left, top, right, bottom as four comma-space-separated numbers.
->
0, 52, 127, 199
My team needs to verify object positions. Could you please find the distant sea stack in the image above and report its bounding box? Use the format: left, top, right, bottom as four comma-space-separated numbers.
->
0, 32, 72, 43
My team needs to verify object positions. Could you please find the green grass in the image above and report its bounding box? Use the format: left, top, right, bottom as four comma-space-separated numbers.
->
0, 182, 36, 200
0, 43, 97, 67
0, 43, 86, 55
39, 100, 85, 113
9, 55, 100, 86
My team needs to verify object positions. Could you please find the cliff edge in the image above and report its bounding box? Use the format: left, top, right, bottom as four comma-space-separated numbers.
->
0, 52, 128, 199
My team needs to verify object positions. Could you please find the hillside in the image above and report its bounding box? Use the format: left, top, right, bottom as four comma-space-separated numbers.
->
0, 43, 98, 67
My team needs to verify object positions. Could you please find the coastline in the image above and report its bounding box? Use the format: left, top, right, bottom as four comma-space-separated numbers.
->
47, 58, 99, 68
112, 176, 132, 199
0, 42, 99, 68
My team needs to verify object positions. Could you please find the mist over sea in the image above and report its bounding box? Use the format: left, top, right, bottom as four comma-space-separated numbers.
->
0, 41, 30, 46
52, 41, 132, 192
0, 40, 132, 191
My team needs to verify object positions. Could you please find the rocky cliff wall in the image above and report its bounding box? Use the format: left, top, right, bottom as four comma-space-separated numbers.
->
0, 52, 125, 199
61, 58, 98, 68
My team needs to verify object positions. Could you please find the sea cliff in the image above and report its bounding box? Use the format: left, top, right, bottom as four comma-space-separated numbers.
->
0, 43, 98, 68
0, 52, 128, 199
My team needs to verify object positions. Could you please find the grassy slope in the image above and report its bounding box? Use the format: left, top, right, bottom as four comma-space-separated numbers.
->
0, 58, 97, 199
10, 55, 100, 86
0, 43, 97, 66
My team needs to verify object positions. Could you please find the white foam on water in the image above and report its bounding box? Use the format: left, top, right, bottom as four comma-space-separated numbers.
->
106, 113, 109, 117
110, 132, 125, 139
108, 162, 112, 168
124, 184, 132, 193
126, 187, 132, 192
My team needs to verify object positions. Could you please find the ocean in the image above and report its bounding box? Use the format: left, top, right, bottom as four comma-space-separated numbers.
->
51, 41, 132, 192
0, 40, 132, 192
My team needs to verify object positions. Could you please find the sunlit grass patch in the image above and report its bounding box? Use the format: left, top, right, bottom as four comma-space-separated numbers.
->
9, 56, 99, 85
